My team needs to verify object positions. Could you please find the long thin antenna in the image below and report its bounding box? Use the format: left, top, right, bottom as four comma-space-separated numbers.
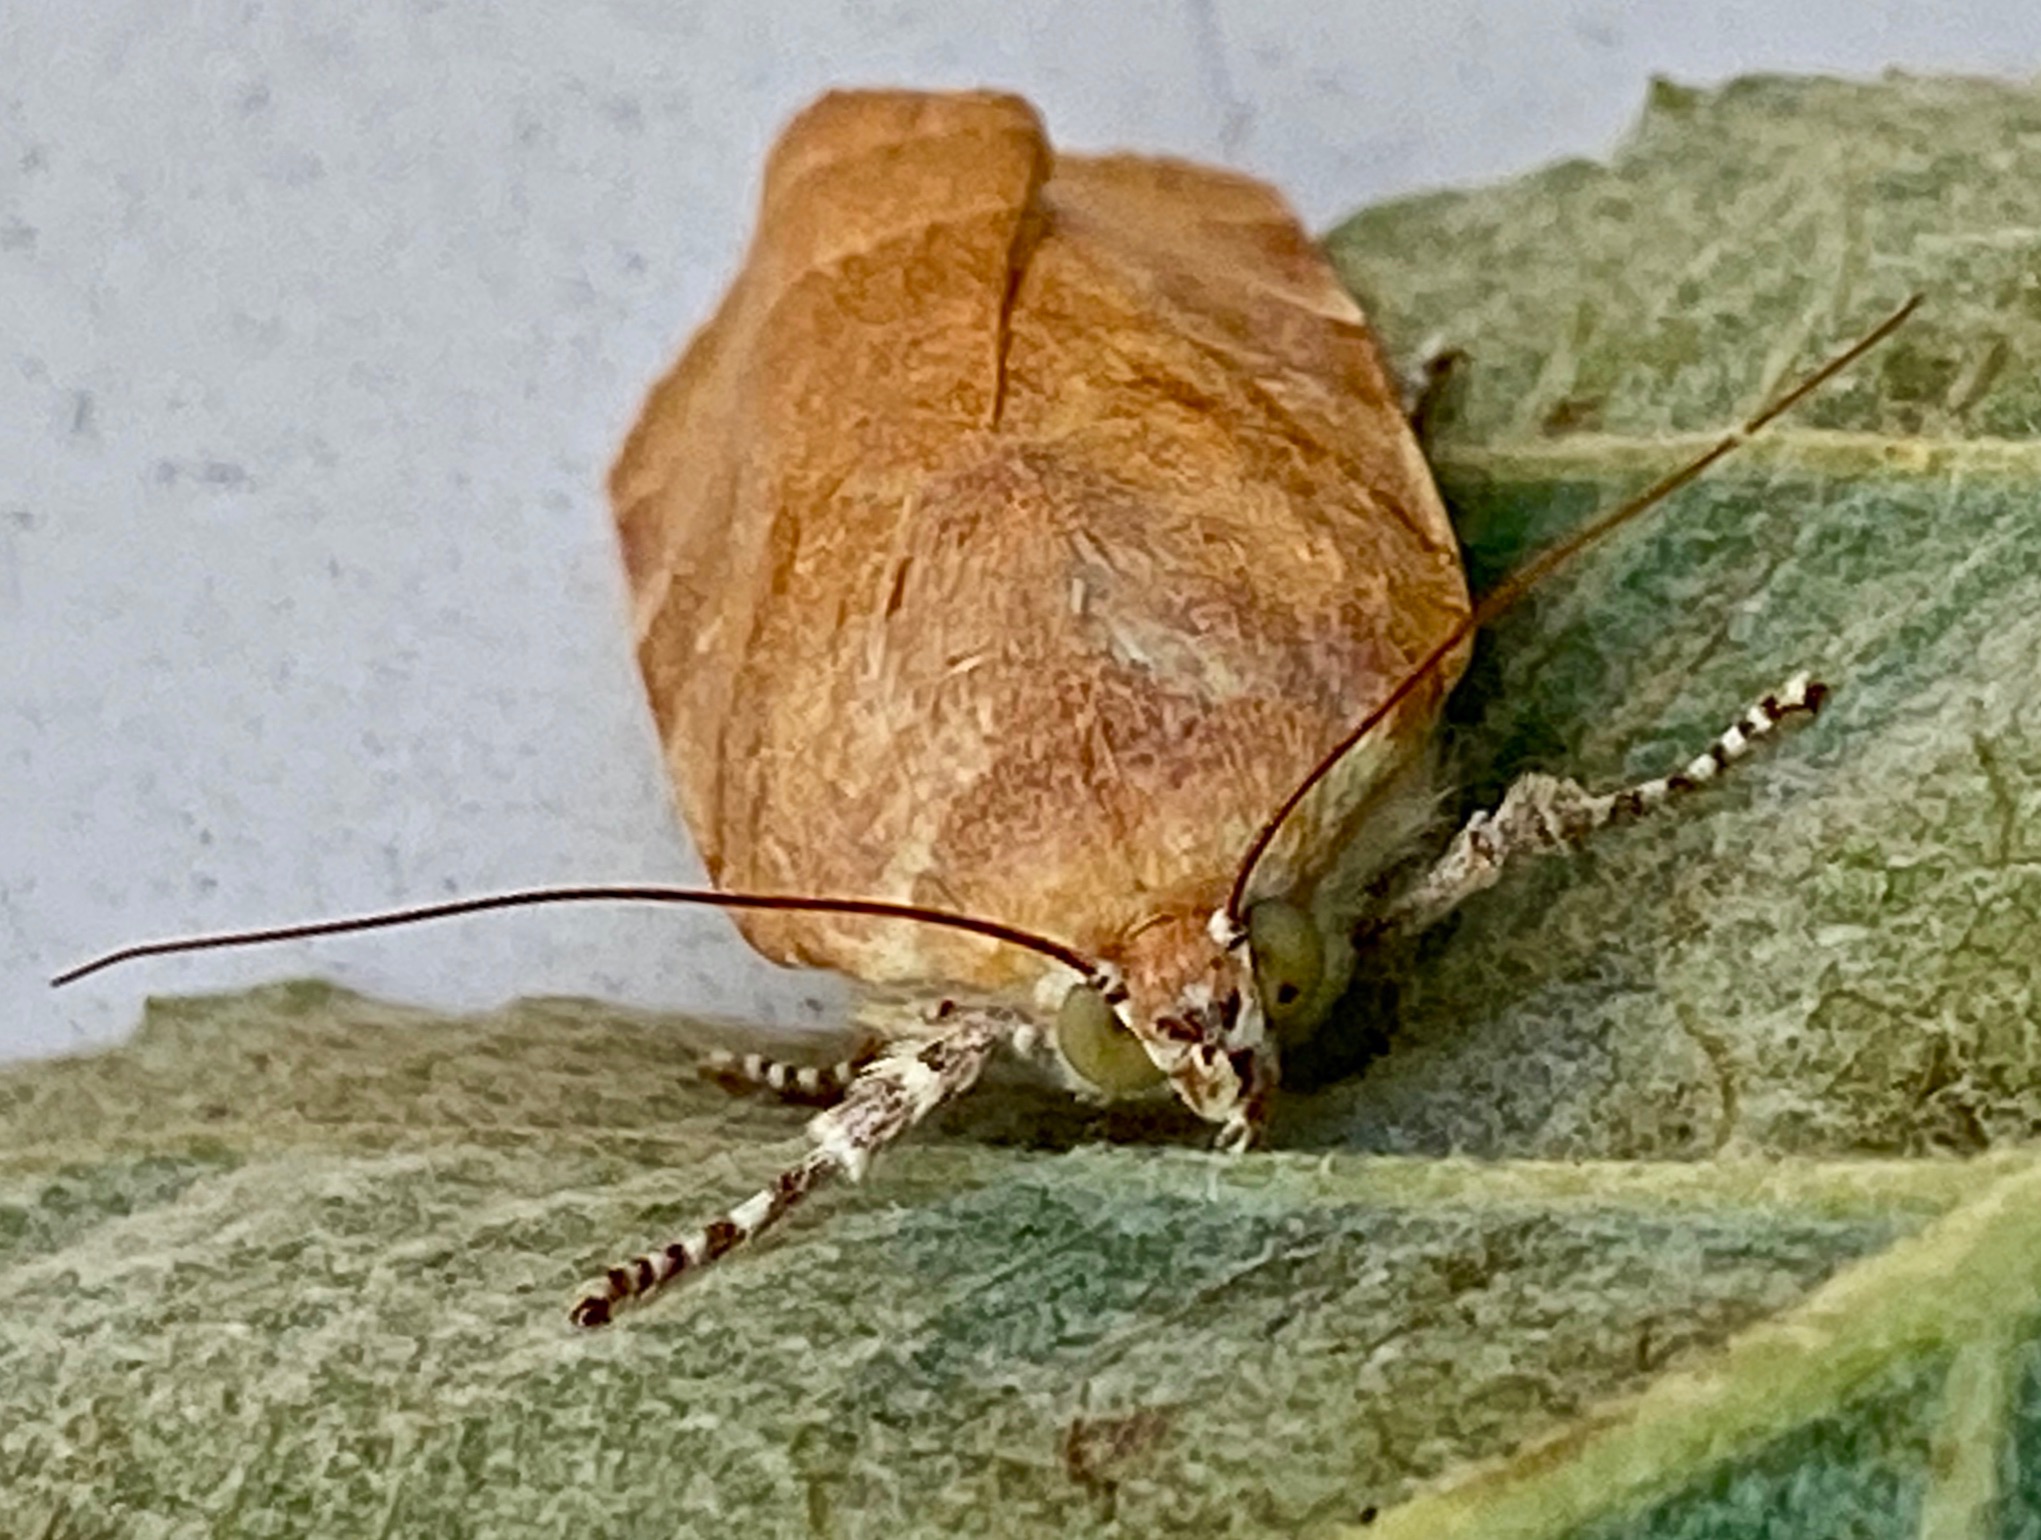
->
51, 884, 1101, 988
1225, 292, 1922, 924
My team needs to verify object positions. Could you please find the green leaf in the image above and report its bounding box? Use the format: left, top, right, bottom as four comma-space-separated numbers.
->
11, 75, 2041, 1538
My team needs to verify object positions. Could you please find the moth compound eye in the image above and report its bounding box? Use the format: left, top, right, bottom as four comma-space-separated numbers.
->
1247, 899, 1323, 1020
1055, 984, 1163, 1093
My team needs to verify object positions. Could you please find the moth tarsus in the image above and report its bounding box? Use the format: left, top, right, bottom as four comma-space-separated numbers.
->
1375, 671, 1831, 940
569, 1005, 1017, 1328
698, 1045, 878, 1106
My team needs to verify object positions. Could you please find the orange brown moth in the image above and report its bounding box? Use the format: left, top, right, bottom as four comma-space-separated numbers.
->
55, 90, 1917, 1330
615, 89, 1474, 1128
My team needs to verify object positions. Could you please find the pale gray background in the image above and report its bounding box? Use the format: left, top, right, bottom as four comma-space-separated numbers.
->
8, 1, 2038, 1062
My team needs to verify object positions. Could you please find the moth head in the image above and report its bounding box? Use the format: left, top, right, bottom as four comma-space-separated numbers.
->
1146, 938, 1265, 1130
1050, 912, 1279, 1132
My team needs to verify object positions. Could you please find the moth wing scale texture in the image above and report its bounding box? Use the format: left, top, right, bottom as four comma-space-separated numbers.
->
611, 90, 1471, 1004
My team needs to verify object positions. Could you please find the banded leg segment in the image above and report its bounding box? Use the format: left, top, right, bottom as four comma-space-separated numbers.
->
571, 1005, 1016, 1327
1379, 672, 1828, 939
699, 1043, 880, 1106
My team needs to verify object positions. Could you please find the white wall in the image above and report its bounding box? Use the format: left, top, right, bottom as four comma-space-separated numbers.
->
9, 0, 2039, 1060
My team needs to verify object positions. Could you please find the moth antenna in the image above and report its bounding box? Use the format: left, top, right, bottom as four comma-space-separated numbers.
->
1224, 292, 1923, 924
51, 884, 1101, 988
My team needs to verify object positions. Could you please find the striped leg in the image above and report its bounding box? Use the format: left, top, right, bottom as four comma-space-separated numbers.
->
698, 1042, 880, 1107
1379, 672, 1828, 938
570, 1004, 1016, 1327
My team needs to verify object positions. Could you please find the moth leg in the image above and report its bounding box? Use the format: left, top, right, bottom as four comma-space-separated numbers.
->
1376, 672, 1829, 939
1404, 339, 1469, 443
570, 1004, 1017, 1327
698, 1039, 881, 1108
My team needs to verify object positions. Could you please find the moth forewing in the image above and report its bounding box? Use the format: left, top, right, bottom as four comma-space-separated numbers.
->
52, 88, 1917, 1329
615, 88, 1470, 1056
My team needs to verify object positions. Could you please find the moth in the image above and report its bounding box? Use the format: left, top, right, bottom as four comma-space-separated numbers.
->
58, 90, 1915, 1329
